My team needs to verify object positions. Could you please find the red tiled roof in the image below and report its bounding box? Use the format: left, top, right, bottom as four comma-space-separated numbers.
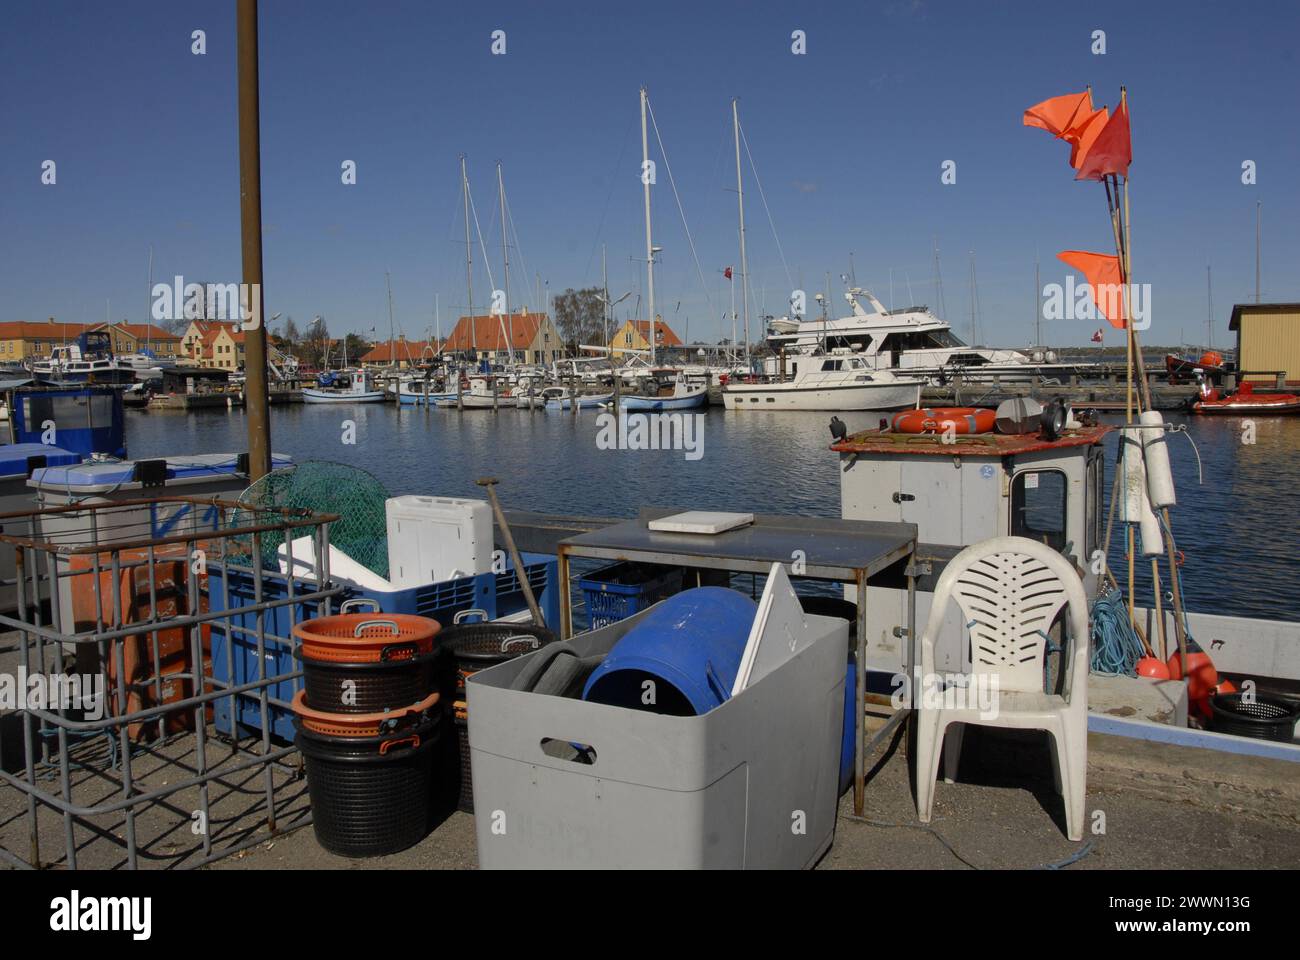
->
444, 312, 549, 352
0, 321, 93, 339
361, 339, 439, 363
631, 320, 682, 348
95, 322, 181, 342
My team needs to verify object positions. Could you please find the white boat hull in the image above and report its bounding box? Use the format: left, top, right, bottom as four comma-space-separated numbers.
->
723, 380, 920, 412
302, 388, 386, 403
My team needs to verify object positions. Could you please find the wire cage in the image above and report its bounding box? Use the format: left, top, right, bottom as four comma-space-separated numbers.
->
0, 494, 341, 869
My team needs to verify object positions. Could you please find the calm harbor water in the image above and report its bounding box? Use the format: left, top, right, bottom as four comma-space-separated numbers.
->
125, 403, 1300, 624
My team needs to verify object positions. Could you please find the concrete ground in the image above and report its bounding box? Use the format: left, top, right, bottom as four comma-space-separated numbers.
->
4, 710, 1297, 870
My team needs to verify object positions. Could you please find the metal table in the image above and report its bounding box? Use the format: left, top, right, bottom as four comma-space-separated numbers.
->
556, 508, 918, 815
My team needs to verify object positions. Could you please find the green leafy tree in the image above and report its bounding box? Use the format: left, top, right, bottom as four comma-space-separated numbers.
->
552, 287, 604, 352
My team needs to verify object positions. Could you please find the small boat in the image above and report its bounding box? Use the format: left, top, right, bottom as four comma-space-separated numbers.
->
1167, 349, 1231, 383
29, 331, 139, 386
433, 377, 500, 409
543, 388, 613, 411
722, 352, 923, 412
392, 378, 456, 406
1192, 380, 1300, 415
622, 371, 709, 411
302, 370, 386, 403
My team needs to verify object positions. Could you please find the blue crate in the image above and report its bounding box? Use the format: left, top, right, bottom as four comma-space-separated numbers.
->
208, 553, 559, 742
577, 561, 684, 629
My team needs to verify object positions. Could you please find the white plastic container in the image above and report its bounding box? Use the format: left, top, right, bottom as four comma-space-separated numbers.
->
468, 600, 848, 869
385, 495, 493, 588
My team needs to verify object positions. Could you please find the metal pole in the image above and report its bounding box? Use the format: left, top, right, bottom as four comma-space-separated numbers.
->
477, 478, 545, 628
237, 0, 272, 480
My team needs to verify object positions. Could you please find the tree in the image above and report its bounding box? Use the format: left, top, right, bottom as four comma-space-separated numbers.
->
303, 316, 329, 367
552, 287, 604, 352
281, 314, 300, 347
343, 332, 372, 363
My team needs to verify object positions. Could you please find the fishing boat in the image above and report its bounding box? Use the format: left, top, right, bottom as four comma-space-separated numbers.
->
1192, 378, 1300, 415
392, 378, 456, 406
622, 371, 708, 411
722, 352, 923, 412
433, 376, 500, 409
301, 369, 385, 403
543, 388, 614, 411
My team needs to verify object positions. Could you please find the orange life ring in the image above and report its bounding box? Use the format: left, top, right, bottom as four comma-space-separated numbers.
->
891, 406, 996, 435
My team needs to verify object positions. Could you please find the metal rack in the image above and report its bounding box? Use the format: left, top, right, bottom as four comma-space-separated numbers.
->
0, 495, 341, 869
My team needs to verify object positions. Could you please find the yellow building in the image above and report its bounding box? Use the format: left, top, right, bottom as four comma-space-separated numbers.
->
1230, 303, 1300, 385
0, 320, 93, 362
181, 320, 246, 370
609, 318, 682, 359
93, 322, 183, 358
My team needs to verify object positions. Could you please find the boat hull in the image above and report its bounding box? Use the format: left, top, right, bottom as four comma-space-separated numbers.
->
621, 390, 708, 411
1193, 397, 1300, 415
722, 380, 921, 412
301, 388, 386, 403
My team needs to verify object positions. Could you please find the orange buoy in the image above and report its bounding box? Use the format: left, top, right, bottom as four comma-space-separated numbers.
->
1135, 656, 1171, 680
890, 407, 996, 435
1167, 643, 1219, 720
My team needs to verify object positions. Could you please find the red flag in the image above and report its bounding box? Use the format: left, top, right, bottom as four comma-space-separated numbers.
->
1057, 250, 1127, 329
1074, 99, 1132, 180
723, 266, 733, 280
1023, 91, 1092, 137
1064, 106, 1108, 168
1091, 328, 1104, 343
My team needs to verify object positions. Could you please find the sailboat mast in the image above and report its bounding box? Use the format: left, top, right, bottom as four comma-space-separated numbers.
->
641, 87, 657, 367
602, 244, 610, 352
461, 154, 476, 354
146, 245, 153, 352
733, 97, 750, 369
497, 160, 514, 365
385, 270, 395, 367
1206, 264, 1214, 349
1034, 254, 1041, 347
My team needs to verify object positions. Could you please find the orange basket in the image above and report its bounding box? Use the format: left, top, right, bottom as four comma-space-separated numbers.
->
291, 688, 440, 738
291, 612, 440, 663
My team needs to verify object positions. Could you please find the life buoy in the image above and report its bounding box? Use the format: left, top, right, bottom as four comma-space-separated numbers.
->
891, 406, 996, 435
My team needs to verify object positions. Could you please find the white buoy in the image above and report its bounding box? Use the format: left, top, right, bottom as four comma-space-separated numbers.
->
1139, 487, 1163, 556
1122, 434, 1147, 523
1139, 410, 1176, 508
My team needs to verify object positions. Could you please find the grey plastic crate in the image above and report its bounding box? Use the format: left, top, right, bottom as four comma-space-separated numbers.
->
467, 600, 848, 869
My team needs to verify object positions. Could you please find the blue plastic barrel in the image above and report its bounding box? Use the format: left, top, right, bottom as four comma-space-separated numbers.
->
582, 587, 757, 716
840, 658, 856, 795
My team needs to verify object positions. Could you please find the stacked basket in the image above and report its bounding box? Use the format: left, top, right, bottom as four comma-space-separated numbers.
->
292, 607, 442, 857
439, 611, 555, 812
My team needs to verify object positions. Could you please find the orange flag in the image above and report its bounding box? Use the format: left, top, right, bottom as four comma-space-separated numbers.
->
1057, 250, 1127, 328
1075, 99, 1132, 180
1023, 91, 1092, 136
1064, 106, 1108, 168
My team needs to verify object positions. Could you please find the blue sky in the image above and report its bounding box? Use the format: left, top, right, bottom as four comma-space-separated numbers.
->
3, 0, 1297, 348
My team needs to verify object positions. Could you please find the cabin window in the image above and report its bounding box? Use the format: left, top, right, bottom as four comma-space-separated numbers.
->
1010, 469, 1067, 552
820, 359, 841, 371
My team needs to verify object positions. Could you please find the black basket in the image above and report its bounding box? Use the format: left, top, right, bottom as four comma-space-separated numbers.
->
296, 715, 440, 858
454, 707, 474, 813
1208, 693, 1299, 743
299, 650, 438, 714
440, 621, 555, 813
442, 622, 556, 694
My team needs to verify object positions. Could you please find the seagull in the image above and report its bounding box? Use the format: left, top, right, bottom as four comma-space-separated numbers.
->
829, 416, 847, 441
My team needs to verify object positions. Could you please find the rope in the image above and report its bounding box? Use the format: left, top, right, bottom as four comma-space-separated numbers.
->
1089, 588, 1145, 675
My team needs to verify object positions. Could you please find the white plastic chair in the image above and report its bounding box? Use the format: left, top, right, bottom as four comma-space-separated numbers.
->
914, 536, 1088, 841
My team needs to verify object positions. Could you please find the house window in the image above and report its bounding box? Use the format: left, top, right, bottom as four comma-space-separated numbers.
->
625, 332, 632, 345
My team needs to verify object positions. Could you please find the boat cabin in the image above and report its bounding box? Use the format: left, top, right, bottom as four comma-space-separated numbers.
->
832, 423, 1111, 677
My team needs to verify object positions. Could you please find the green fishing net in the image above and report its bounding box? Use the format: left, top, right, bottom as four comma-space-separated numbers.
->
230, 460, 390, 578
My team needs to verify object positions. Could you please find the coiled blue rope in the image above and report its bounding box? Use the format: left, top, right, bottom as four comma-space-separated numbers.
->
1089, 588, 1145, 675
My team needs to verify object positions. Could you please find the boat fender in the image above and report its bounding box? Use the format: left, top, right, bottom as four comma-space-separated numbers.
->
1139, 410, 1176, 508
1120, 433, 1147, 524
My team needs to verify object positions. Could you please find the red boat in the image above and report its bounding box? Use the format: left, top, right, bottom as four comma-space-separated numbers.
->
1192, 380, 1300, 415
1166, 349, 1230, 383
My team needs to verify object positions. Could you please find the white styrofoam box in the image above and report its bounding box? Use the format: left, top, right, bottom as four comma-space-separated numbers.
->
385, 496, 493, 588
278, 535, 393, 591
468, 600, 848, 869
647, 511, 754, 535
